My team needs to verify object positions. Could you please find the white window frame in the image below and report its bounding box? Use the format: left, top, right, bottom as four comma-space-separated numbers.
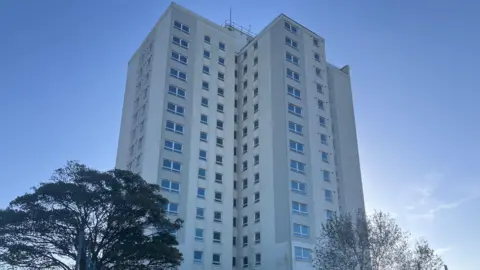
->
161, 179, 180, 193
171, 50, 187, 64
173, 20, 189, 33
286, 68, 300, 82
167, 102, 185, 116
162, 158, 181, 173
199, 149, 207, 161
289, 140, 304, 154
168, 84, 186, 98
164, 140, 182, 153
294, 247, 311, 261
290, 160, 306, 174
286, 52, 299, 65
212, 254, 221, 265
322, 152, 329, 163
172, 36, 189, 49
293, 223, 310, 237
287, 85, 301, 99
285, 21, 298, 34
164, 203, 179, 215
193, 250, 203, 263
291, 180, 306, 194
292, 201, 308, 215
285, 36, 298, 49
198, 168, 206, 179
325, 189, 333, 202
323, 170, 330, 182
321, 134, 328, 145
195, 228, 204, 241
197, 187, 206, 199
203, 49, 210, 59
288, 121, 303, 135
170, 68, 187, 81
165, 120, 184, 134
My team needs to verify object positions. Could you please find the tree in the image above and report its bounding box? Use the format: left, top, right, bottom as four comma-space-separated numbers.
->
0, 161, 183, 270
314, 210, 443, 270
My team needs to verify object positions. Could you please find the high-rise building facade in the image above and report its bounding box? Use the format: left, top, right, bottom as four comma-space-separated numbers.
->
115, 2, 365, 270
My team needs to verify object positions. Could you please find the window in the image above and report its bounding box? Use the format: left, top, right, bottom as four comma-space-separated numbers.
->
173, 20, 189, 33
168, 84, 186, 98
325, 189, 333, 202
288, 121, 303, 135
316, 67, 323, 78
254, 120, 259, 130
243, 95, 247, 105
255, 211, 260, 222
290, 160, 306, 174
215, 173, 223, 183
171, 50, 187, 64
204, 35, 211, 44
295, 247, 311, 261
287, 85, 301, 99
212, 254, 221, 265
285, 36, 298, 49
216, 155, 223, 165
217, 103, 224, 113
321, 134, 327, 145
172, 36, 188, 49
214, 211, 222, 222
322, 152, 329, 163
253, 87, 258, 97
292, 201, 308, 215
233, 257, 236, 267
216, 137, 224, 147
233, 236, 236, 245
170, 68, 187, 81
243, 256, 249, 268
242, 216, 248, 227
196, 207, 205, 219
254, 72, 258, 81
203, 49, 211, 59
254, 137, 259, 147
253, 41, 258, 50
164, 203, 179, 215
200, 132, 208, 142
289, 140, 304, 153
199, 150, 207, 161
214, 192, 223, 202
167, 102, 185, 116
254, 173, 260, 184
288, 103, 303, 116
242, 161, 248, 171
218, 87, 224, 97
234, 181, 237, 190
163, 159, 181, 172
285, 21, 297, 33
217, 120, 224, 130
218, 72, 225, 81
243, 80, 248, 89
197, 187, 206, 199
213, 231, 222, 243
319, 116, 326, 127
254, 232, 261, 244
201, 97, 208, 107
314, 53, 321, 62
313, 38, 319, 47
195, 228, 204, 241
254, 192, 260, 203
218, 56, 225, 65
203, 65, 210, 75
233, 217, 237, 227
164, 140, 182, 153
243, 127, 248, 137
287, 68, 300, 82
242, 235, 248, 246
313, 84, 322, 95
326, 210, 334, 220
242, 197, 248, 208
286, 52, 299, 65
294, 223, 310, 238
198, 168, 206, 179
242, 178, 248, 189
243, 111, 248, 121
161, 179, 180, 193
200, 114, 208, 124
193, 250, 203, 263
255, 253, 261, 266
254, 155, 259, 165
318, 99, 325, 110
291, 180, 306, 194
254, 56, 258, 65
323, 170, 330, 181
254, 103, 259, 113
219, 42, 226, 51
202, 81, 209, 90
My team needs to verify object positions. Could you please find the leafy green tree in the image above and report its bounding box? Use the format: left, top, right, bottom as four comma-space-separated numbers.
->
314, 210, 443, 270
0, 161, 183, 270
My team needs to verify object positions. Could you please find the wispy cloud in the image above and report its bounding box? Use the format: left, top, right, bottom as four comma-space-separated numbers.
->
405, 172, 480, 221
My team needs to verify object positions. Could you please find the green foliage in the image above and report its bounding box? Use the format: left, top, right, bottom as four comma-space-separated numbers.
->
0, 161, 183, 270
314, 210, 443, 270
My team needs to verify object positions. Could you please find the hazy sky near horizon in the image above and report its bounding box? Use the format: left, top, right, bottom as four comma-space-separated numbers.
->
1, 0, 479, 268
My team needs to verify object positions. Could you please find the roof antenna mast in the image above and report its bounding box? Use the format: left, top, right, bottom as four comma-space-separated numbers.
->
229, 8, 232, 26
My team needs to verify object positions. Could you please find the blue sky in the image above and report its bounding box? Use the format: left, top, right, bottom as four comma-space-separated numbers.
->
1, 0, 479, 268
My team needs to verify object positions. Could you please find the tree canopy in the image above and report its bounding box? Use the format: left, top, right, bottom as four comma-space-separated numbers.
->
314, 210, 444, 270
0, 161, 183, 270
